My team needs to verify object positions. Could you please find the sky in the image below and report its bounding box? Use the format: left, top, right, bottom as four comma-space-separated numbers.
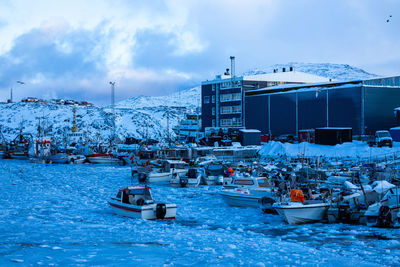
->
0, 0, 398, 105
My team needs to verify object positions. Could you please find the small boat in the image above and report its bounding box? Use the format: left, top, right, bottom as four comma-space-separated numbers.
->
273, 190, 330, 225
220, 175, 275, 210
108, 186, 177, 219
364, 187, 400, 227
170, 168, 204, 188
86, 153, 122, 164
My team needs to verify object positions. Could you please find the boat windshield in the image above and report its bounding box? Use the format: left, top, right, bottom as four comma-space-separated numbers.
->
234, 179, 254, 185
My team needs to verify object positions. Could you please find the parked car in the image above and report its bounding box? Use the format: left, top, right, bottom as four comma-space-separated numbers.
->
367, 130, 393, 148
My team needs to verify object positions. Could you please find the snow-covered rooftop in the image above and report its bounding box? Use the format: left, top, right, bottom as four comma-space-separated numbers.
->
244, 71, 332, 83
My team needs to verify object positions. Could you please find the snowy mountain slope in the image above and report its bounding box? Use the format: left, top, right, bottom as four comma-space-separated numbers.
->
243, 62, 378, 81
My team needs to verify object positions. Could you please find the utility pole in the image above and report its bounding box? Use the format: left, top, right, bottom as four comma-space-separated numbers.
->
109, 81, 116, 145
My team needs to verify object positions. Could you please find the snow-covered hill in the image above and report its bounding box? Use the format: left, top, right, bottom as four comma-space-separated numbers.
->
0, 63, 379, 142
243, 62, 378, 81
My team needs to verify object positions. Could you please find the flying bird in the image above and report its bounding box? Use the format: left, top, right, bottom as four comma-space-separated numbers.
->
387, 15, 393, 23
17, 81, 25, 84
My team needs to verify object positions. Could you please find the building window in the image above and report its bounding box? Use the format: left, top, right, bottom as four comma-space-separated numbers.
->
220, 119, 232, 126
212, 84, 215, 91
232, 118, 242, 126
212, 119, 215, 127
212, 107, 215, 115
212, 95, 215, 103
232, 105, 241, 113
232, 93, 241, 101
204, 96, 210, 104
221, 106, 231, 114
220, 94, 232, 102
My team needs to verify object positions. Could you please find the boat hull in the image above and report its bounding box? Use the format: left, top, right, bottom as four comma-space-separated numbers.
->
220, 191, 261, 208
86, 155, 122, 164
108, 199, 177, 220
273, 203, 330, 225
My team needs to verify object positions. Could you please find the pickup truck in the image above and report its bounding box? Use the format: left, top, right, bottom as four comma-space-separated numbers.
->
368, 130, 393, 148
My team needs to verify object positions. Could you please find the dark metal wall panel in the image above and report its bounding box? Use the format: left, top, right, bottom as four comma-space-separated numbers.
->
244, 95, 269, 134
298, 90, 327, 131
201, 84, 213, 130
363, 76, 400, 87
364, 86, 400, 134
270, 93, 296, 136
328, 87, 362, 135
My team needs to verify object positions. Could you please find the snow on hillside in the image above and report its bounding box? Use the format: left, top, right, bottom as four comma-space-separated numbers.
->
0, 102, 188, 142
116, 86, 200, 109
243, 63, 378, 81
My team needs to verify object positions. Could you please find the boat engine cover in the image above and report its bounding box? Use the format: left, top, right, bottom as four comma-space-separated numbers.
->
138, 172, 148, 183
156, 203, 167, 219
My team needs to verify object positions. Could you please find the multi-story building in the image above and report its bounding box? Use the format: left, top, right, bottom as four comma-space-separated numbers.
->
201, 68, 331, 131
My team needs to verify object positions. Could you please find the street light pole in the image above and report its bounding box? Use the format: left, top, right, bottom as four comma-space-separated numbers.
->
10, 81, 25, 102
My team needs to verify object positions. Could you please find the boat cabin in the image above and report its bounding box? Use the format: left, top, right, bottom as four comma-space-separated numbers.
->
231, 176, 271, 188
160, 160, 187, 172
115, 186, 154, 206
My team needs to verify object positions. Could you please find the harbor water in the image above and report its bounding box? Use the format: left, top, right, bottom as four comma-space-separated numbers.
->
1, 160, 399, 266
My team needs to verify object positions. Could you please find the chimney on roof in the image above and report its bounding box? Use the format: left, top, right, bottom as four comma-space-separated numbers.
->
273, 69, 277, 73
282, 67, 286, 72
230, 56, 235, 78
289, 66, 293, 72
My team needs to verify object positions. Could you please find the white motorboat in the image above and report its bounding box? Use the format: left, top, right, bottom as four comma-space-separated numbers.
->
364, 187, 400, 227
108, 186, 177, 220
170, 168, 204, 188
273, 190, 330, 225
137, 160, 187, 183
220, 176, 275, 210
273, 201, 330, 225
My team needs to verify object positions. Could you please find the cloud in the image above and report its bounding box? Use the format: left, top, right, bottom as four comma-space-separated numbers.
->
0, 0, 399, 104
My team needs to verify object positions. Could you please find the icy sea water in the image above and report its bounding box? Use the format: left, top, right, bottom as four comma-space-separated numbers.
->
1, 160, 399, 266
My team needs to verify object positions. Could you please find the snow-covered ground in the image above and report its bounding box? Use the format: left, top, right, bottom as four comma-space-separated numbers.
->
260, 141, 400, 161
1, 160, 400, 266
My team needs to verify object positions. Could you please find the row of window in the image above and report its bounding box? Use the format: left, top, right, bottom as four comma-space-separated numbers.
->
220, 93, 241, 102
220, 105, 241, 114
220, 118, 242, 127
212, 81, 241, 91
204, 93, 241, 104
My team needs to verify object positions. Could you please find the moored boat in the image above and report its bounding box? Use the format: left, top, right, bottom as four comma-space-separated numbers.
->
86, 153, 122, 164
108, 186, 177, 219
220, 175, 275, 210
273, 190, 330, 225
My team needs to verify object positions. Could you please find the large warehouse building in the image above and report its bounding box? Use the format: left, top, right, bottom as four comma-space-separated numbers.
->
202, 68, 400, 137
245, 76, 400, 136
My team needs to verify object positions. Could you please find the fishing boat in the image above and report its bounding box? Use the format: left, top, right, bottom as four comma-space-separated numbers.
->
169, 167, 204, 188
108, 186, 177, 219
272, 190, 330, 225
220, 175, 275, 209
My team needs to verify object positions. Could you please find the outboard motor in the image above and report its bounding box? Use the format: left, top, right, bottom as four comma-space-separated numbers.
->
259, 197, 276, 214
179, 176, 189, 187
156, 203, 167, 219
187, 168, 197, 178
138, 172, 148, 183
